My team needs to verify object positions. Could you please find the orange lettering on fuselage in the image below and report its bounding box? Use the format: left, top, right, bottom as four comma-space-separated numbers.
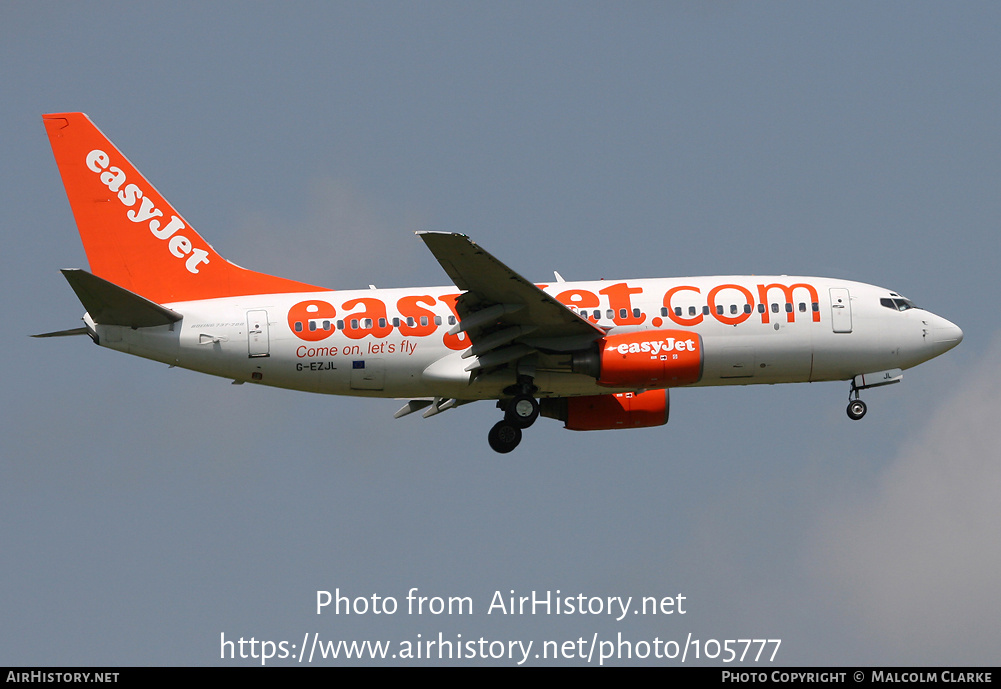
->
555, 289, 601, 322
288, 299, 338, 341
664, 285, 703, 326
286, 280, 823, 344
341, 298, 392, 340
396, 295, 437, 337
664, 282, 821, 327
599, 283, 645, 325
757, 283, 821, 323
707, 284, 754, 326
438, 293, 469, 351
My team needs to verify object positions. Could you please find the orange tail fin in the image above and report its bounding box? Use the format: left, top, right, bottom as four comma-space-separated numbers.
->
43, 113, 325, 304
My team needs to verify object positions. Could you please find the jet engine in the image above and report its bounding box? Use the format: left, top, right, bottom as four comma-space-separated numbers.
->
571, 330, 703, 388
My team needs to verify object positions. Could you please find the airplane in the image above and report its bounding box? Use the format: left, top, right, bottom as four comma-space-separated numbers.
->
36, 112, 964, 453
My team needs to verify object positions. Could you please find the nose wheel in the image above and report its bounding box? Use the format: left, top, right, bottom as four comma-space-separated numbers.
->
847, 398, 867, 420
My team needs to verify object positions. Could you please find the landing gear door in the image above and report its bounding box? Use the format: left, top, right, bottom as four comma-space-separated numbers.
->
829, 288, 852, 333
247, 310, 270, 357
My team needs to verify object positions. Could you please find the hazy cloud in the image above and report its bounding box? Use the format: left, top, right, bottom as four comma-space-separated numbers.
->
811, 335, 1001, 664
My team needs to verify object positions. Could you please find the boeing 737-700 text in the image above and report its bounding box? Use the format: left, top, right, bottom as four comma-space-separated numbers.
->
37, 113, 964, 453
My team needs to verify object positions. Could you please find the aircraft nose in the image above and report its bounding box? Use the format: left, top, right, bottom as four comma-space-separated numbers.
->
929, 315, 963, 354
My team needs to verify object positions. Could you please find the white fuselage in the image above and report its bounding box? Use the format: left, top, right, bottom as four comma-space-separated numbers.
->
85, 275, 963, 401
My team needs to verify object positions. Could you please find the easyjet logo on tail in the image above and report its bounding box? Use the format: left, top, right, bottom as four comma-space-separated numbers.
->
85, 149, 210, 274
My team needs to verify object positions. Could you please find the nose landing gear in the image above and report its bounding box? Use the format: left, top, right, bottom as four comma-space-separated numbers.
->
847, 379, 867, 420
845, 369, 903, 421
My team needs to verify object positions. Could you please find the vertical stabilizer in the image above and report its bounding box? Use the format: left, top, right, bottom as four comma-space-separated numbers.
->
43, 113, 326, 304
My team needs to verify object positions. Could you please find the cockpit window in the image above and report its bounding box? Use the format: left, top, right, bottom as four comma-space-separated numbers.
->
880, 297, 919, 311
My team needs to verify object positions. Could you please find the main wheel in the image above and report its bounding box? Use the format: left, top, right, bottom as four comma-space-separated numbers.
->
847, 399, 867, 420
488, 420, 523, 453
504, 394, 540, 428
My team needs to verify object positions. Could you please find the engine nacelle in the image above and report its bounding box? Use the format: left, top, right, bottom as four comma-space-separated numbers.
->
541, 390, 669, 431
572, 330, 703, 388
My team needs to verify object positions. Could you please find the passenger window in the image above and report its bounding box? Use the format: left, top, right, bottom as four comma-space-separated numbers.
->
716, 305, 724, 315
689, 306, 697, 316
730, 304, 738, 315
364, 319, 373, 328
606, 310, 614, 320
420, 316, 428, 326
434, 316, 442, 325
743, 304, 752, 314
702, 306, 710, 316
309, 321, 317, 331
674, 307, 682, 316
336, 320, 344, 330
323, 320, 331, 330
619, 308, 627, 319
392, 318, 400, 328
378, 318, 386, 328
757, 304, 765, 313
351, 319, 358, 329
785, 303, 792, 313
812, 302, 819, 312
407, 317, 415, 327
798, 303, 806, 312
771, 303, 779, 313
294, 322, 303, 332
632, 308, 641, 318
448, 316, 456, 325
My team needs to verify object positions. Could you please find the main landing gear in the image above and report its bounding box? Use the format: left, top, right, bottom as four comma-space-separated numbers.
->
488, 380, 540, 453
488, 420, 522, 454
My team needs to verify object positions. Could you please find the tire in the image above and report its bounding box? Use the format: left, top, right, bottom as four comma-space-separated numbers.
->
847, 399, 867, 420
488, 420, 522, 453
504, 394, 540, 428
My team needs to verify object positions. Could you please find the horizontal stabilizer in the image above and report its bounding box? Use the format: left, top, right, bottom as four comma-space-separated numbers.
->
61, 269, 182, 328
31, 327, 89, 338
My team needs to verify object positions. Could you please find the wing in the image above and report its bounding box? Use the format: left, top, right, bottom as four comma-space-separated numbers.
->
418, 232, 604, 374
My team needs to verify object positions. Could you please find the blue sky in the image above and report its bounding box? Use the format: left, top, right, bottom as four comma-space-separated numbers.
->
2, 2, 998, 665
